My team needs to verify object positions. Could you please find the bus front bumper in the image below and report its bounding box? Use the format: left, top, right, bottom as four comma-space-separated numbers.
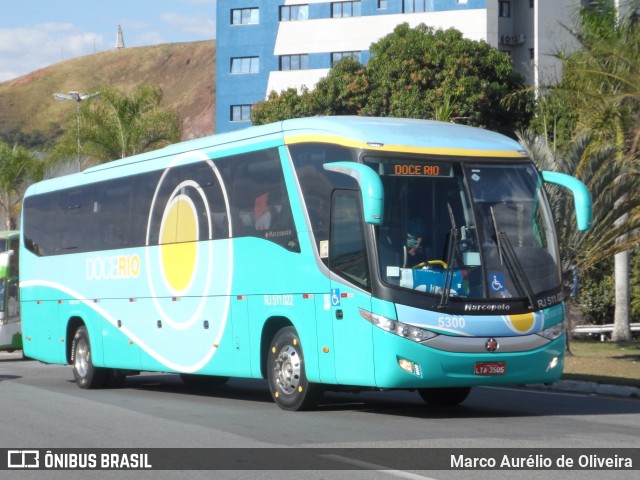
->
372, 329, 566, 389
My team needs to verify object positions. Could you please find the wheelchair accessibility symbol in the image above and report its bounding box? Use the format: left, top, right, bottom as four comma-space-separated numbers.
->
331, 288, 341, 307
489, 273, 506, 292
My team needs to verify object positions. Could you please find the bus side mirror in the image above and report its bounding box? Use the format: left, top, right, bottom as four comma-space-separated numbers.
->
541, 171, 593, 231
323, 162, 384, 225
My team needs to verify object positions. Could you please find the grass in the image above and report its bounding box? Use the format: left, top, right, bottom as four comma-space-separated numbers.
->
563, 340, 640, 387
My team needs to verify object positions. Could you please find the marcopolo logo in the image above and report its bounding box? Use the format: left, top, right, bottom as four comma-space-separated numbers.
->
86, 254, 141, 281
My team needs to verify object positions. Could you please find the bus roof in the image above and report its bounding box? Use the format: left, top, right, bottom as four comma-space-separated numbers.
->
279, 116, 526, 158
25, 117, 527, 195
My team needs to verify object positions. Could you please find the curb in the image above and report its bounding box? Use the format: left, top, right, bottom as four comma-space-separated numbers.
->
527, 380, 640, 399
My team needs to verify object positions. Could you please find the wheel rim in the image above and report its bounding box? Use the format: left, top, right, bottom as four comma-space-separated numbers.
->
273, 345, 301, 395
74, 337, 90, 378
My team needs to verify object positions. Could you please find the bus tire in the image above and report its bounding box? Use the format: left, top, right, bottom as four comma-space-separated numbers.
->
71, 326, 107, 389
267, 326, 322, 411
418, 386, 471, 407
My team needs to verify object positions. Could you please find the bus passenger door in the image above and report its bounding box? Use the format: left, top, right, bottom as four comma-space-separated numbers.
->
0, 244, 21, 351
329, 189, 375, 386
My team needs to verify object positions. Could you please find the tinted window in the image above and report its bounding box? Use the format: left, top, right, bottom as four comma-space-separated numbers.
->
221, 149, 299, 252
330, 189, 369, 290
23, 149, 299, 256
288, 142, 359, 260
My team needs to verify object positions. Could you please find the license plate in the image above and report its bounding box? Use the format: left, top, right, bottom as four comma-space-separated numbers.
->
474, 361, 506, 375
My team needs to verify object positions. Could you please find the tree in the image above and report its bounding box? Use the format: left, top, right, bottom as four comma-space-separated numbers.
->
251, 87, 317, 126
520, 132, 640, 275
540, 0, 640, 341
363, 24, 532, 134
520, 131, 640, 347
252, 24, 532, 134
0, 142, 46, 229
54, 84, 181, 165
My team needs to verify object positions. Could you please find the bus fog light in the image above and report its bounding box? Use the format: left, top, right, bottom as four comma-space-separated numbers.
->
547, 356, 560, 371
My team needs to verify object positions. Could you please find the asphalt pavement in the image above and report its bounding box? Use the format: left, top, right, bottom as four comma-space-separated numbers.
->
2, 350, 638, 400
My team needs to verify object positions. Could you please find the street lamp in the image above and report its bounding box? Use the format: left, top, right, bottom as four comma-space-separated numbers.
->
53, 91, 100, 166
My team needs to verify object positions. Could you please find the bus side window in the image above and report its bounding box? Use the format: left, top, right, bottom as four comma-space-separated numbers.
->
330, 189, 370, 290
58, 188, 93, 253
227, 149, 300, 252
23, 193, 59, 256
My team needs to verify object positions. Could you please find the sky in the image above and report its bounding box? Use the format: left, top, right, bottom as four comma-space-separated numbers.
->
0, 0, 217, 82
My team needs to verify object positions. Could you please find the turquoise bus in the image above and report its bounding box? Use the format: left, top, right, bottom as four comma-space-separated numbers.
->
20, 117, 591, 410
0, 230, 21, 352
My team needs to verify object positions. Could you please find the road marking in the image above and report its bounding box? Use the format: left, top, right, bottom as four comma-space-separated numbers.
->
320, 454, 438, 480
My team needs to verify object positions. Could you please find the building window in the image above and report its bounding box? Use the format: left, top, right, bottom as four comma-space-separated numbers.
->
331, 51, 361, 65
530, 0, 534, 8
280, 54, 309, 71
529, 48, 535, 60
499, 1, 511, 18
280, 4, 309, 21
231, 105, 252, 122
332, 1, 362, 18
231, 8, 259, 25
404, 0, 428, 13
231, 57, 260, 74
378, 0, 388, 9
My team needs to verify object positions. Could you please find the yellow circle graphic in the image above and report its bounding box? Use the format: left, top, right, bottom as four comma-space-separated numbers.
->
160, 196, 198, 293
507, 313, 535, 333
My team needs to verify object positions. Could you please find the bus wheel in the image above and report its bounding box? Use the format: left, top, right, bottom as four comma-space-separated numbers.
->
71, 326, 107, 389
418, 387, 471, 407
267, 327, 322, 411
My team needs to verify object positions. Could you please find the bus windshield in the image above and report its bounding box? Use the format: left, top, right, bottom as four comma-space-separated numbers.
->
367, 156, 561, 302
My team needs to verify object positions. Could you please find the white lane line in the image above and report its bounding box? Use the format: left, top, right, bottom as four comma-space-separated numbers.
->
320, 454, 439, 480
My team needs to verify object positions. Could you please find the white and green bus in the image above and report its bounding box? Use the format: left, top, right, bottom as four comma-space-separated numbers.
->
20, 117, 591, 410
0, 230, 21, 352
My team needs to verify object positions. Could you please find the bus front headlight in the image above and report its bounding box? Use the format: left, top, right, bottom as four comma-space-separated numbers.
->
359, 309, 438, 343
537, 322, 566, 340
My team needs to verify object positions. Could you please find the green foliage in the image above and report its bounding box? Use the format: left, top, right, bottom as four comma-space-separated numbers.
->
540, 0, 640, 152
313, 58, 369, 115
521, 131, 640, 274
531, 1, 640, 335
0, 141, 46, 229
364, 24, 531, 134
576, 259, 615, 324
252, 23, 533, 134
251, 87, 317, 125
0, 125, 62, 150
54, 84, 181, 165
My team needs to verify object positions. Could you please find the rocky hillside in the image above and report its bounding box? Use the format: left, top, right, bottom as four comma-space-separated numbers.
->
0, 40, 215, 142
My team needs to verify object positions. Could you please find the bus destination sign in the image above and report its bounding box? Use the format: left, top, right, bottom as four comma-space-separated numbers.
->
387, 163, 452, 177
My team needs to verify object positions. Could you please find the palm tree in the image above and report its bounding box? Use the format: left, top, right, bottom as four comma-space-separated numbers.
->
0, 142, 46, 229
519, 132, 640, 274
55, 84, 181, 165
519, 131, 640, 346
545, 0, 640, 341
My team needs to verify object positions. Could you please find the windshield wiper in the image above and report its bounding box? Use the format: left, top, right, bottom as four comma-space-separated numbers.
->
489, 206, 535, 309
437, 228, 459, 308
438, 203, 458, 308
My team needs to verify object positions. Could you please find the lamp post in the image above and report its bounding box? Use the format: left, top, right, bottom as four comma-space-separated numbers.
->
53, 91, 100, 168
